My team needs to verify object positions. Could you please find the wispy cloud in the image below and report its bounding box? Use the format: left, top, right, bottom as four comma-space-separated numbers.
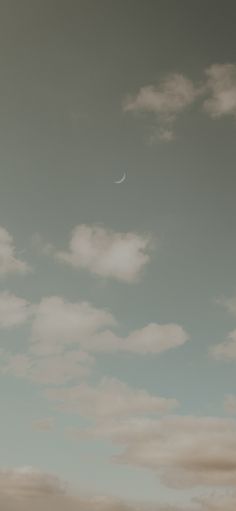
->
210, 329, 236, 361
0, 227, 31, 276
45, 377, 179, 418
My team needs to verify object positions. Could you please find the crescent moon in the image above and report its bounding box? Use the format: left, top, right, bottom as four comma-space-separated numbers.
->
114, 172, 126, 184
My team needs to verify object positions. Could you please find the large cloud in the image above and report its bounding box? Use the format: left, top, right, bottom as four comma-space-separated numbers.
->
0, 467, 192, 511
29, 296, 188, 357
45, 377, 179, 418
55, 225, 152, 282
0, 227, 30, 276
1, 466, 236, 511
72, 416, 236, 489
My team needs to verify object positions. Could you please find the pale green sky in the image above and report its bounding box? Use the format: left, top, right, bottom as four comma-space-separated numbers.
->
1, 2, 236, 510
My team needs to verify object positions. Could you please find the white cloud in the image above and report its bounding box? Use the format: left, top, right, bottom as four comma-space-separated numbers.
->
211, 329, 236, 360
55, 225, 152, 282
224, 395, 236, 415
124, 74, 197, 118
0, 227, 30, 276
124, 73, 199, 141
204, 63, 236, 118
0, 292, 32, 328
30, 296, 115, 355
84, 323, 189, 354
45, 377, 179, 418
0, 295, 188, 383
72, 415, 236, 489
32, 417, 54, 431
23, 295, 187, 357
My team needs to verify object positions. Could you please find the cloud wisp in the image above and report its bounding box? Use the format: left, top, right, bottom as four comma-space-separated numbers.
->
0, 227, 31, 277
45, 377, 179, 418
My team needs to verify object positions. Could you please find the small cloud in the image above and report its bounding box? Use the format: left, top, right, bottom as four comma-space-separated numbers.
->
124, 73, 200, 141
204, 63, 236, 118
55, 224, 152, 283
216, 295, 236, 316
210, 329, 236, 361
0, 227, 31, 277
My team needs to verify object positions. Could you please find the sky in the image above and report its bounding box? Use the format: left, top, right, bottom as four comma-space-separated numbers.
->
1, 1, 236, 510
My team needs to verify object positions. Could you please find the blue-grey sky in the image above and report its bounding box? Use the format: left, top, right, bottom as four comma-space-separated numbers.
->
1, 2, 236, 510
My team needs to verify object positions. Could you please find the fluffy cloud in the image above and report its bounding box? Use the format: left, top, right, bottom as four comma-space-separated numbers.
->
204, 63, 236, 118
81, 323, 188, 354
73, 416, 236, 489
124, 73, 199, 141
45, 377, 179, 418
0, 227, 30, 276
0, 295, 188, 384
55, 225, 152, 282
211, 329, 236, 360
30, 296, 115, 356
124, 74, 197, 118
0, 292, 32, 328
29, 297, 188, 356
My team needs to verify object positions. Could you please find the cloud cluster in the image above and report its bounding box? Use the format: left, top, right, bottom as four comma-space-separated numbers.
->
124, 63, 236, 141
0, 227, 30, 276
0, 294, 188, 385
3, 466, 236, 511
55, 225, 152, 282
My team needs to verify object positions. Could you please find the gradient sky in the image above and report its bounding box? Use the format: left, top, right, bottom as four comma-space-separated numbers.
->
1, 2, 236, 510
